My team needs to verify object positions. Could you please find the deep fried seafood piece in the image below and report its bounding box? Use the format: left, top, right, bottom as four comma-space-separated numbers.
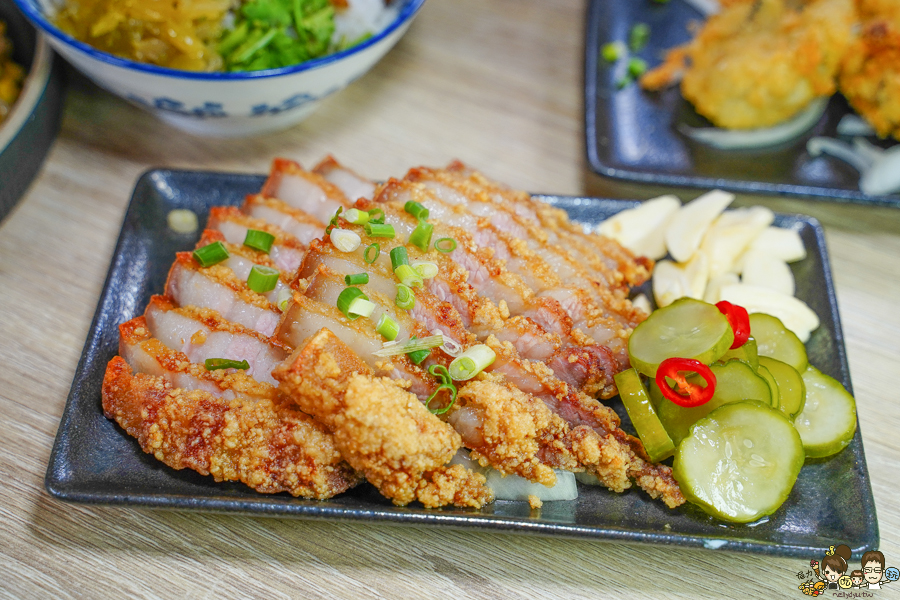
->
642, 0, 856, 129
274, 328, 494, 509
102, 356, 360, 498
838, 1, 900, 139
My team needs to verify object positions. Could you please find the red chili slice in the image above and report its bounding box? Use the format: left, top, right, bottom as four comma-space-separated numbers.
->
655, 357, 717, 408
716, 300, 751, 349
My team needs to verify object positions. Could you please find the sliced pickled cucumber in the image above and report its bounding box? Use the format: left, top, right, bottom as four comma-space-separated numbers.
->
757, 364, 780, 411
614, 368, 675, 463
718, 336, 759, 371
749, 313, 808, 372
656, 360, 771, 445
629, 298, 734, 377
673, 400, 804, 523
794, 366, 857, 458
759, 356, 806, 419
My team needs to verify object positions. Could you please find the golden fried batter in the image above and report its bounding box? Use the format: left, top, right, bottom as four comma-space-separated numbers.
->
102, 356, 360, 498
642, 0, 856, 129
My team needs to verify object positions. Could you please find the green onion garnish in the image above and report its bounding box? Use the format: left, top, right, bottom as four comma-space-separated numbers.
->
394, 264, 423, 288
364, 223, 395, 238
373, 334, 444, 358
395, 284, 415, 310
404, 200, 430, 221
449, 344, 496, 381
325, 207, 343, 235
425, 364, 458, 414
412, 261, 438, 279
192, 241, 230, 267
390, 246, 409, 270
276, 287, 292, 312
628, 57, 648, 78
376, 313, 399, 341
408, 347, 431, 365
343, 208, 370, 225
409, 221, 433, 252
434, 237, 457, 253
337, 287, 370, 320
247, 265, 280, 293
367, 208, 385, 224
629, 23, 650, 52
205, 358, 250, 371
364, 243, 380, 264
243, 229, 275, 253
601, 40, 626, 63
331, 228, 362, 252
345, 273, 369, 286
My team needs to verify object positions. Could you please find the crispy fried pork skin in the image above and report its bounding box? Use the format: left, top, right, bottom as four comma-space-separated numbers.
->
274, 329, 493, 508
102, 356, 360, 498
206, 206, 308, 273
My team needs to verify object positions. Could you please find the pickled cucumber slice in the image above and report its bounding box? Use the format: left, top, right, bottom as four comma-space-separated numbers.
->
749, 313, 808, 372
794, 366, 857, 458
718, 336, 759, 371
656, 360, 772, 445
756, 364, 780, 411
758, 356, 806, 419
629, 298, 734, 377
673, 400, 804, 523
614, 368, 675, 463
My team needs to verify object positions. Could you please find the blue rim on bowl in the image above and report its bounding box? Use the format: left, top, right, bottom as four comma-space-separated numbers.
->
12, 0, 426, 79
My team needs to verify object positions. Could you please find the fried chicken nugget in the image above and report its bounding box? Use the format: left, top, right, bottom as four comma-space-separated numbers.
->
642, 0, 856, 129
838, 0, 900, 139
102, 356, 360, 498
273, 328, 494, 509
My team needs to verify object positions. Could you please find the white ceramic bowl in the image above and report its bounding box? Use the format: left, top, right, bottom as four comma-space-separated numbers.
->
13, 0, 425, 137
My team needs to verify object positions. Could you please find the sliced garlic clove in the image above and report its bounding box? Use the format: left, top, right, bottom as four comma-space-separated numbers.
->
700, 206, 775, 278
746, 226, 807, 263
665, 189, 734, 263
652, 255, 708, 307
703, 272, 740, 304
741, 251, 795, 296
597, 195, 681, 260
631, 293, 653, 315
719, 283, 819, 342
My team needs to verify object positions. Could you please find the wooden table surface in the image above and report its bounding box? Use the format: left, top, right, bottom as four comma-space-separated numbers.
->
2, 1, 899, 598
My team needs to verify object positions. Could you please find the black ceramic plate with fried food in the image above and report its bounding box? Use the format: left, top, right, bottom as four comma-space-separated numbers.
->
45, 169, 878, 557
585, 0, 900, 207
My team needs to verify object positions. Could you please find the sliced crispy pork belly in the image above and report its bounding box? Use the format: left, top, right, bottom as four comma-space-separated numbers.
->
242, 194, 326, 247
273, 329, 493, 508
206, 206, 307, 273
261, 158, 352, 222
313, 155, 377, 201
144, 296, 288, 386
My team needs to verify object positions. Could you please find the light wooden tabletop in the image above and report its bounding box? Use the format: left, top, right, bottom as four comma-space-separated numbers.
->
2, 0, 899, 598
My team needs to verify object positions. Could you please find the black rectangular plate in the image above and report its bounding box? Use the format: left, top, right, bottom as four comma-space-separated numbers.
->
46, 169, 878, 557
585, 0, 900, 208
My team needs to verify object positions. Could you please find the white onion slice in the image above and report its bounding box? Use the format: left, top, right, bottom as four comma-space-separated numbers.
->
683, 0, 721, 16
860, 146, 900, 196
681, 98, 828, 149
485, 469, 578, 502
807, 136, 872, 172
836, 114, 876, 137
807, 136, 900, 196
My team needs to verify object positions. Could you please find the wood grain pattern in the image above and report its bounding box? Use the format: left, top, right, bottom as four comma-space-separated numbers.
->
1, 0, 898, 598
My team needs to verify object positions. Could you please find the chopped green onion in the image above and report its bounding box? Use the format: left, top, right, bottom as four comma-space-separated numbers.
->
616, 75, 633, 89
409, 221, 433, 252
243, 229, 275, 253
394, 264, 423, 288
364, 243, 380, 264
343, 208, 370, 225
167, 209, 198, 234
425, 383, 457, 415
192, 241, 230, 267
205, 358, 250, 371
247, 265, 280, 293
367, 208, 385, 224
337, 287, 369, 320
376, 313, 399, 341
449, 344, 496, 381
373, 334, 445, 357
364, 223, 395, 238
628, 57, 648, 78
390, 246, 409, 270
330, 228, 361, 252
601, 40, 626, 63
629, 23, 650, 52
325, 207, 343, 235
438, 334, 463, 357
412, 261, 438, 279
276, 287, 293, 312
408, 347, 431, 365
395, 284, 415, 310
348, 297, 376, 318
345, 273, 370, 286
434, 237, 457, 253
429, 364, 452, 383
404, 201, 430, 221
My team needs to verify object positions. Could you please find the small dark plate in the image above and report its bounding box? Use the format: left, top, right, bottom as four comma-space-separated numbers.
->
46, 169, 878, 557
0, 0, 65, 222
584, 0, 900, 208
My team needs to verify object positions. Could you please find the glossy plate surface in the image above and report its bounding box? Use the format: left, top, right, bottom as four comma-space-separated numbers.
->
46, 169, 878, 557
584, 0, 900, 207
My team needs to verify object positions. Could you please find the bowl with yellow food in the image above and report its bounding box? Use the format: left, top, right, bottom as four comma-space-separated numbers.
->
13, 0, 425, 137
